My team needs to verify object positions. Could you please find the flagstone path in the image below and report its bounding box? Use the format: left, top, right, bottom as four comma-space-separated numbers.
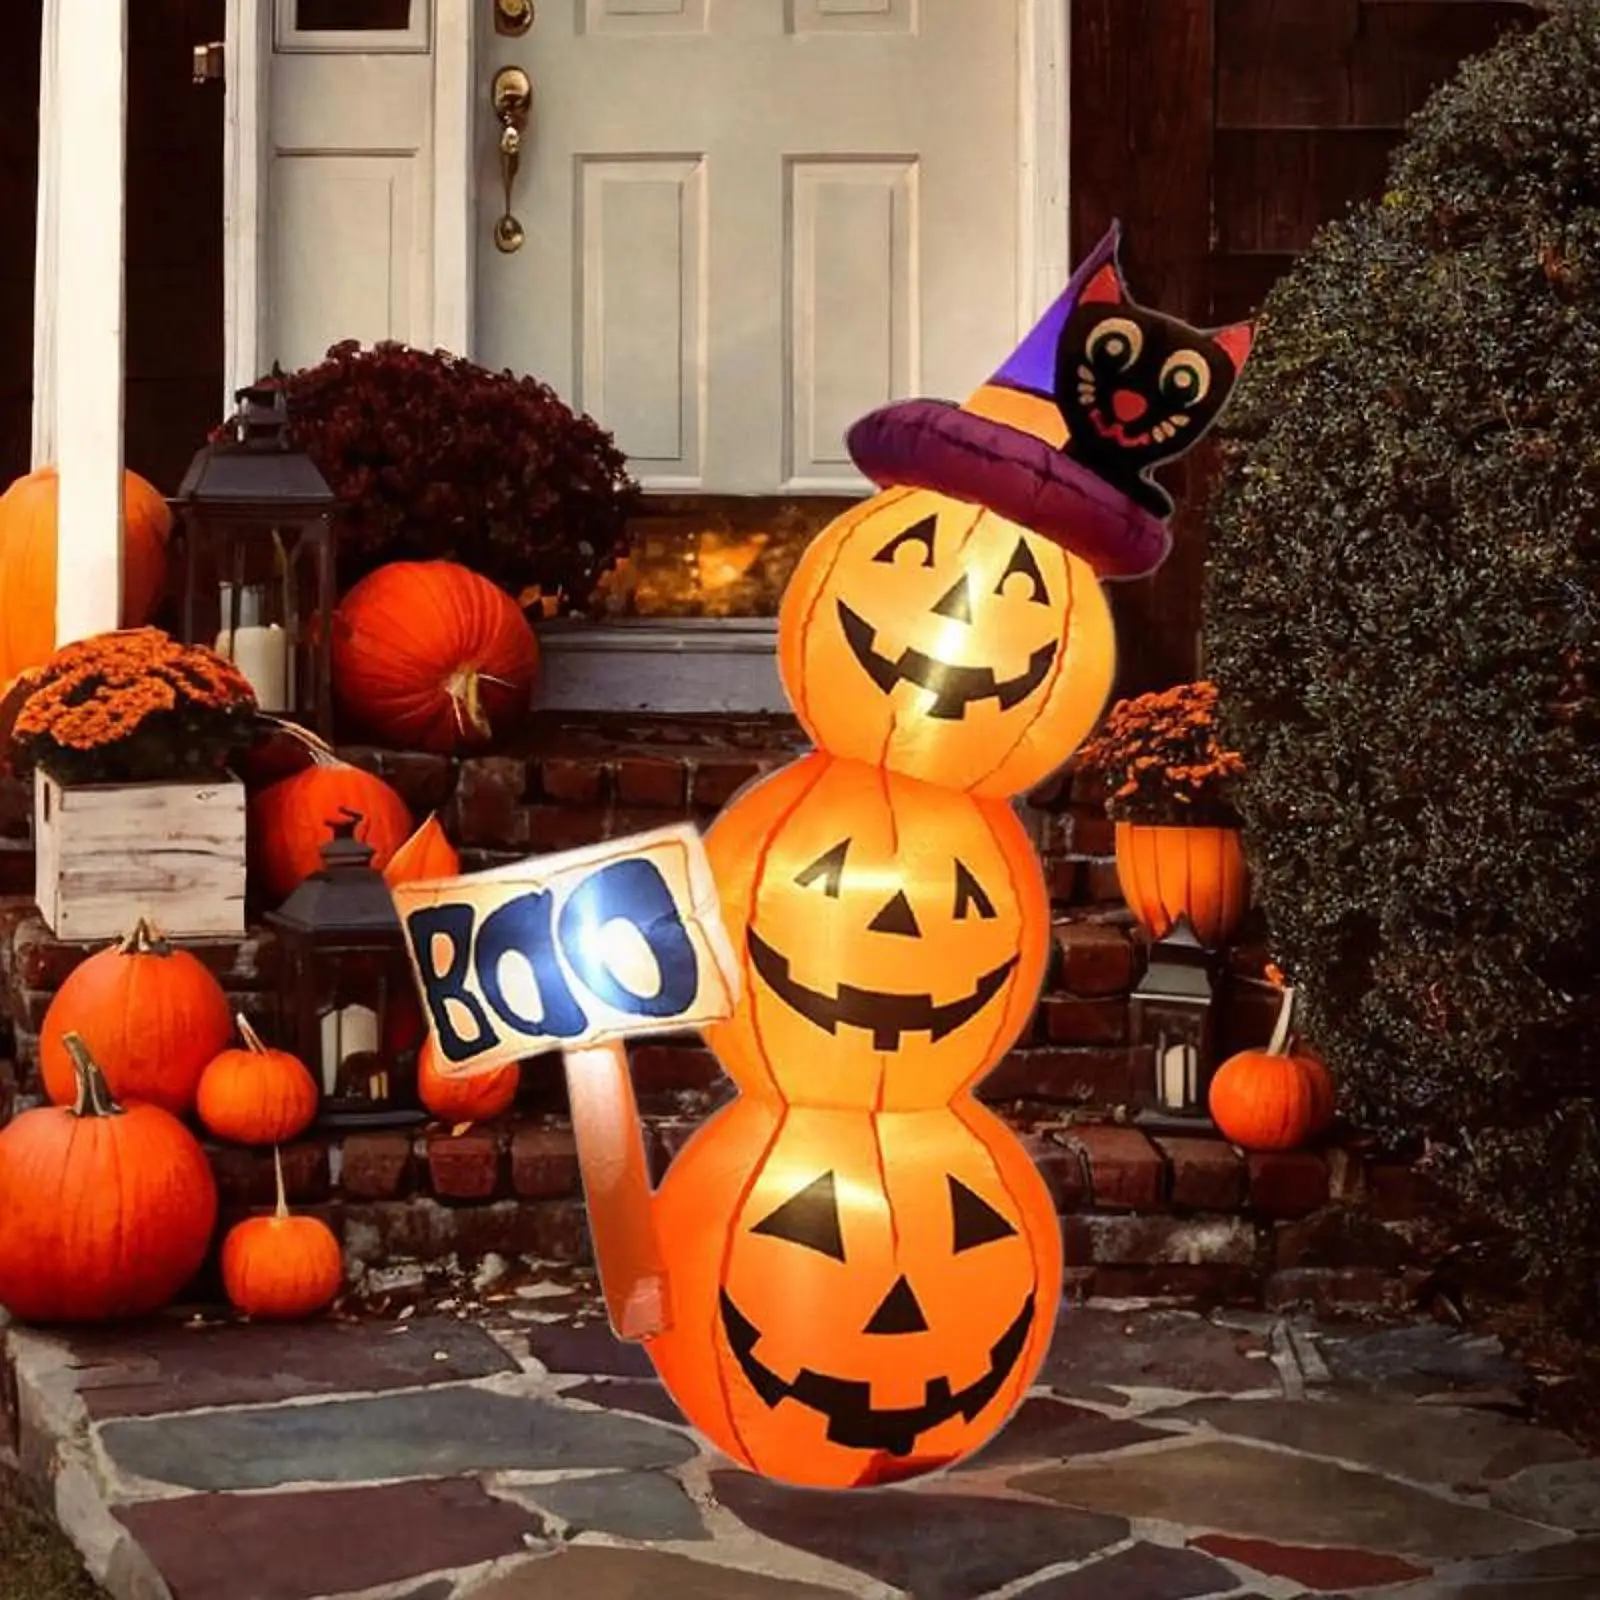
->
6, 1287, 1599, 1600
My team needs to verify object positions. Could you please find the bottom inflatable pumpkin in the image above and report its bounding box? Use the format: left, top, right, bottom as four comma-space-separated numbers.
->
645, 1095, 1060, 1488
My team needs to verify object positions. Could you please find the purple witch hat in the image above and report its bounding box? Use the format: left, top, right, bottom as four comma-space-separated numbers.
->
846, 223, 1171, 580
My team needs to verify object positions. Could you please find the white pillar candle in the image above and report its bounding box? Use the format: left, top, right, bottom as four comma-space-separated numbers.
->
216, 623, 291, 712
319, 1004, 381, 1096
1160, 1041, 1194, 1111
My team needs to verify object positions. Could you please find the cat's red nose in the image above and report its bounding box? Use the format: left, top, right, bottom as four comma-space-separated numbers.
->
1111, 388, 1148, 424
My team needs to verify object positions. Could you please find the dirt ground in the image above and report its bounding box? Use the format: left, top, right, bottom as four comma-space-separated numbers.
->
0, 1467, 105, 1600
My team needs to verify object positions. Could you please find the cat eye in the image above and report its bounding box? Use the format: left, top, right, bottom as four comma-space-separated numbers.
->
1159, 351, 1211, 406
993, 538, 1050, 606
1085, 317, 1143, 371
873, 514, 937, 568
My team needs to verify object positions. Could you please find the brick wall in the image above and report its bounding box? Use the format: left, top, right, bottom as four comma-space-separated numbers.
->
0, 714, 1463, 1311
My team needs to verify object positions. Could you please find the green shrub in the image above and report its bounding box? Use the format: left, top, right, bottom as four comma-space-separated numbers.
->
1204, 3, 1600, 1323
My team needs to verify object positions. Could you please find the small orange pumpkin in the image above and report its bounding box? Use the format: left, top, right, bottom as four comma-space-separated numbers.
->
38, 919, 234, 1115
383, 812, 461, 887
0, 466, 173, 682
333, 560, 540, 754
221, 1148, 344, 1320
417, 1037, 520, 1124
1113, 822, 1249, 948
1208, 1049, 1318, 1152
1209, 977, 1329, 1151
249, 751, 412, 901
196, 1014, 319, 1146
0, 1033, 218, 1323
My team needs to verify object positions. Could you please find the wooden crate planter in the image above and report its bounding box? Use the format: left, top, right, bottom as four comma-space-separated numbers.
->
34, 770, 247, 941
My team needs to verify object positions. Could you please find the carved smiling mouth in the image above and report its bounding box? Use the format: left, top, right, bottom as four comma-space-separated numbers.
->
720, 1289, 1035, 1457
837, 601, 1057, 721
747, 928, 1017, 1050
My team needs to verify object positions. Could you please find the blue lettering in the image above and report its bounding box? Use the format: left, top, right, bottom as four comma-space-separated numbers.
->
404, 904, 496, 1064
557, 858, 699, 1018
476, 888, 589, 1041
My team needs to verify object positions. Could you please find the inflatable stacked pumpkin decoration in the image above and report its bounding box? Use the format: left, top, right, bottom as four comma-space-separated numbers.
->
633, 224, 1253, 1487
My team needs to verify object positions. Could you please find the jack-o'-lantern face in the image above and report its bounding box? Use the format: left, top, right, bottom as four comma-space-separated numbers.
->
644, 1098, 1062, 1489
777, 487, 1116, 800
705, 751, 1049, 1112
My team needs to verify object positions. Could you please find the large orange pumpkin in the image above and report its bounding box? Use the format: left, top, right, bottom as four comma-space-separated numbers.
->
221, 1148, 344, 1320
1292, 1038, 1337, 1135
196, 1015, 319, 1146
383, 812, 461, 888
249, 755, 412, 901
0, 1034, 218, 1323
703, 751, 1050, 1112
1113, 821, 1249, 948
417, 1037, 520, 1124
332, 561, 539, 754
776, 487, 1115, 799
38, 919, 234, 1114
646, 1094, 1060, 1488
0, 466, 172, 682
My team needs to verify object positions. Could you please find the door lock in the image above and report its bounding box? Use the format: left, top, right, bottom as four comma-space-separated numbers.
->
191, 41, 225, 84
494, 0, 534, 37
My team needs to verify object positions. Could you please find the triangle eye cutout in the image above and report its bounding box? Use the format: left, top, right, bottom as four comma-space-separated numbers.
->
867, 890, 922, 938
794, 840, 849, 897
949, 1175, 1018, 1253
953, 861, 997, 921
750, 1171, 846, 1261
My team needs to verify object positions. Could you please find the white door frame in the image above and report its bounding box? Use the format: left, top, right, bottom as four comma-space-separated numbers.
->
29, 0, 1069, 456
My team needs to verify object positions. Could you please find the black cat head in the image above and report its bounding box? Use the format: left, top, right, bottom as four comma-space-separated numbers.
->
845, 223, 1253, 580
1054, 260, 1253, 517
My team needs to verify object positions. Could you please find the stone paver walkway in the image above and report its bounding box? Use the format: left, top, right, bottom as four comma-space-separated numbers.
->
6, 1284, 1600, 1600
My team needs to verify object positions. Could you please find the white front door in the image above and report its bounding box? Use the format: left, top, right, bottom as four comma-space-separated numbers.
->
476, 0, 1023, 492
252, 0, 441, 376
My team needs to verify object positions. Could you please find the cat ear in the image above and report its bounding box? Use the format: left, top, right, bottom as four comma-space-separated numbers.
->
1079, 263, 1125, 307
1211, 320, 1254, 370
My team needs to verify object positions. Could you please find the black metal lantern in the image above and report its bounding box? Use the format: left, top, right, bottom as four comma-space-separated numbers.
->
1130, 914, 1219, 1127
266, 809, 425, 1129
175, 385, 339, 738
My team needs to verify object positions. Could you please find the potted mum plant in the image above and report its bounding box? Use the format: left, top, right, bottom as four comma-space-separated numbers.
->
1076, 679, 1249, 947
9, 628, 258, 941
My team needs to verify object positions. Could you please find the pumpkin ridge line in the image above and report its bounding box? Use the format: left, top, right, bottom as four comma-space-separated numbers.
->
708, 1101, 791, 1469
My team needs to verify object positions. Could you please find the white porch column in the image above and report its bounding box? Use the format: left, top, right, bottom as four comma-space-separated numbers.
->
46, 0, 128, 644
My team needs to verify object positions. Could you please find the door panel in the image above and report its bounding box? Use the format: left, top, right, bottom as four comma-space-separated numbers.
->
476, 0, 1020, 493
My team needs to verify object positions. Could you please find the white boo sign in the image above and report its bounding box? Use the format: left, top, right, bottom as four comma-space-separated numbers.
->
389, 824, 741, 1077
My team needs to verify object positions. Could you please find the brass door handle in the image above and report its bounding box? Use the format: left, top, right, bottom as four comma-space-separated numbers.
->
491, 66, 533, 254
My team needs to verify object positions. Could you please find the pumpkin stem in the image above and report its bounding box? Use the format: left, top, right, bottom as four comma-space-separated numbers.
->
1267, 984, 1296, 1057
61, 1032, 125, 1119
254, 714, 340, 767
445, 666, 493, 741
237, 1013, 269, 1055
118, 917, 173, 957
271, 1145, 290, 1221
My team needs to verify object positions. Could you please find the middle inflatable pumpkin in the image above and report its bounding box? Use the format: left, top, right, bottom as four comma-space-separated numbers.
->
703, 751, 1050, 1112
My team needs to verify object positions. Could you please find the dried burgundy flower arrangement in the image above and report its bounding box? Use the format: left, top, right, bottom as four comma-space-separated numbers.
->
261, 342, 639, 614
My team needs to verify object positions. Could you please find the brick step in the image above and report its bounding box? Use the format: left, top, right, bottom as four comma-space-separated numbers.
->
201, 1113, 1445, 1317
